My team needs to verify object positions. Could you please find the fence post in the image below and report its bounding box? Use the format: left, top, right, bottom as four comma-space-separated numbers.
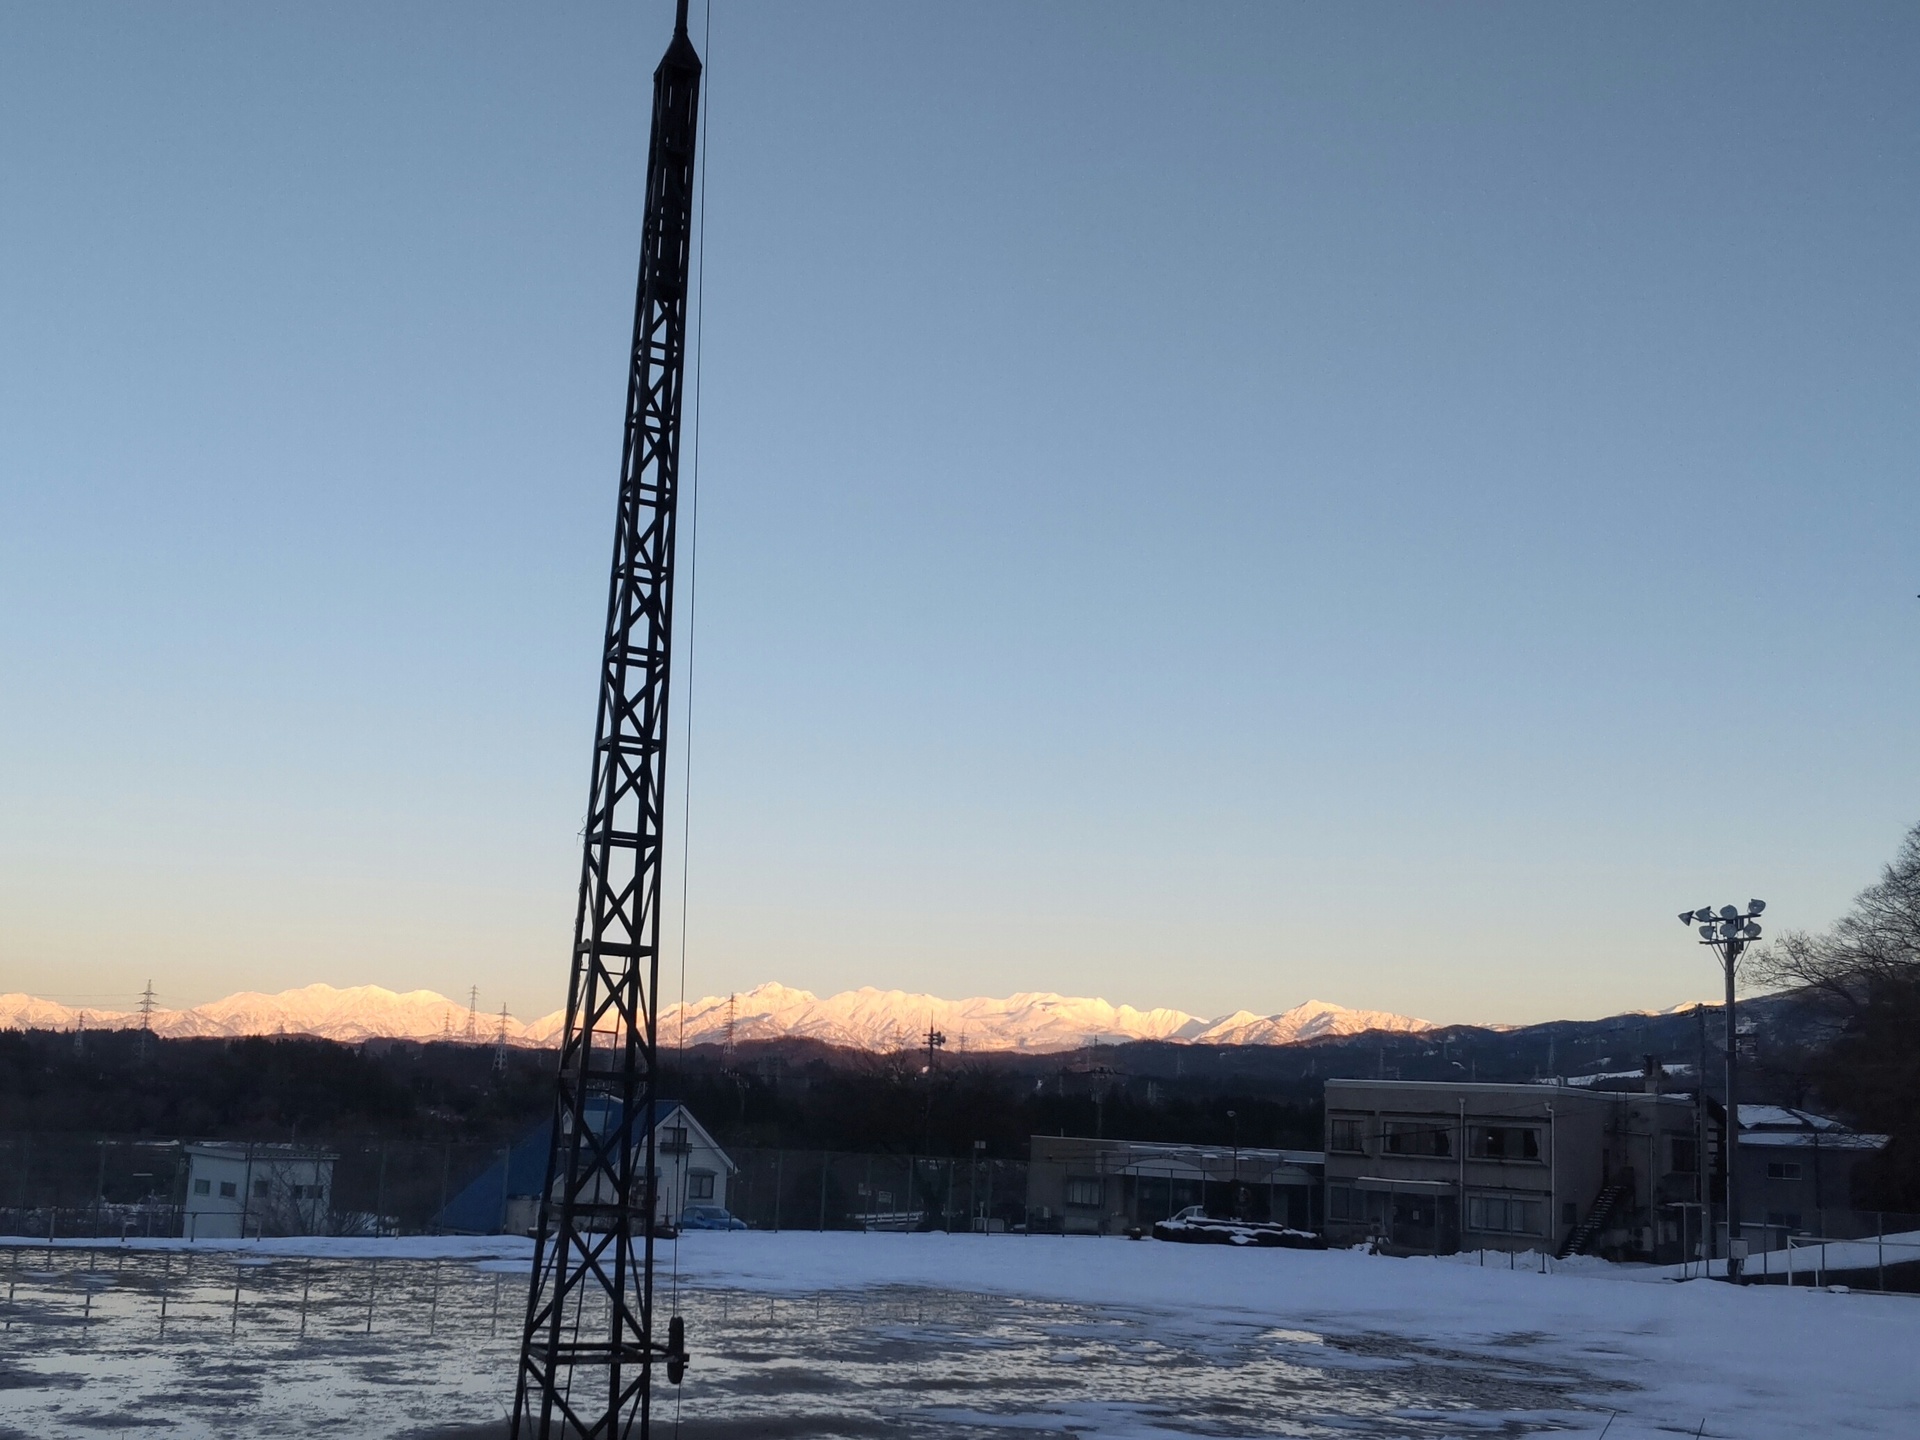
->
1878, 1214, 1885, 1292
818, 1154, 828, 1231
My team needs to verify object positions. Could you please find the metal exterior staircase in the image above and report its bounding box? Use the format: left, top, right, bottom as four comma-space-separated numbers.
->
1558, 1178, 1632, 1258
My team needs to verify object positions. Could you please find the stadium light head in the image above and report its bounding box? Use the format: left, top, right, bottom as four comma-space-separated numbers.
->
1698, 925, 1716, 939
1679, 911, 1698, 925
1719, 904, 1740, 921
1749, 899, 1766, 915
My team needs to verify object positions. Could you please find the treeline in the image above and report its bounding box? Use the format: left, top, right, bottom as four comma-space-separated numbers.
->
1750, 819, 1920, 1209
0, 1025, 1321, 1161
0, 1029, 551, 1143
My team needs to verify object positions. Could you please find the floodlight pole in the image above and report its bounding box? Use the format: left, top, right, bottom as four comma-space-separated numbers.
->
1677, 901, 1766, 1283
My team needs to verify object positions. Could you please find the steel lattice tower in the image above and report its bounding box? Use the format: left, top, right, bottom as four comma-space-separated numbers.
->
511, 5, 701, 1436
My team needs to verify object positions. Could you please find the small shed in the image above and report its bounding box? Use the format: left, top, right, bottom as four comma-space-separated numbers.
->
182, 1142, 337, 1239
435, 1100, 735, 1235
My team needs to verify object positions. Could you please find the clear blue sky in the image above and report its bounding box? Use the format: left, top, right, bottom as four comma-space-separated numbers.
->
2, 1, 1915, 1027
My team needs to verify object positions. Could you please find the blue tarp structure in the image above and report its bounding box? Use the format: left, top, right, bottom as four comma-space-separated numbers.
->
432, 1099, 683, 1234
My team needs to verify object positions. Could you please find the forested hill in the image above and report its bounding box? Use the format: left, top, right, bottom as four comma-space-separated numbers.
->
0, 988, 1821, 1162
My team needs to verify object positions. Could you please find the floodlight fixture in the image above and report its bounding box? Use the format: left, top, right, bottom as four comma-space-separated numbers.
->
1719, 904, 1739, 920
1749, 899, 1766, 915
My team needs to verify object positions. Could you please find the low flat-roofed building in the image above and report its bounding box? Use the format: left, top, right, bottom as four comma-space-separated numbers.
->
182, 1142, 337, 1240
1323, 1079, 1704, 1261
1027, 1135, 1323, 1236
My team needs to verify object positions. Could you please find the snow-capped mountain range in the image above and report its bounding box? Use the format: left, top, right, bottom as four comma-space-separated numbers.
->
0, 981, 1432, 1054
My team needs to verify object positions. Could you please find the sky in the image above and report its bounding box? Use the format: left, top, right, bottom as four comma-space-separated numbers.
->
1, 1, 1916, 1028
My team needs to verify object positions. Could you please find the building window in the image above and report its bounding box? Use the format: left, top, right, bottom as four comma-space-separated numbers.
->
193, 1179, 211, 1196
1766, 1161, 1803, 1181
1064, 1177, 1103, 1208
219, 1181, 237, 1198
1383, 1121, 1451, 1158
253, 1179, 269, 1199
1669, 1136, 1699, 1174
1767, 1211, 1804, 1232
1328, 1118, 1366, 1154
1468, 1126, 1541, 1161
687, 1170, 715, 1201
1329, 1185, 1365, 1222
1467, 1193, 1544, 1235
662, 1126, 689, 1151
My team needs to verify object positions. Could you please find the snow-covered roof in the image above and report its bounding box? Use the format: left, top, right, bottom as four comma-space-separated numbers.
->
1548, 1064, 1694, 1088
1739, 1130, 1888, 1151
1737, 1105, 1847, 1132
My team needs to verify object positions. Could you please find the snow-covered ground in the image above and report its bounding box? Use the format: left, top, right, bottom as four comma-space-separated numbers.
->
2, 1230, 1915, 1437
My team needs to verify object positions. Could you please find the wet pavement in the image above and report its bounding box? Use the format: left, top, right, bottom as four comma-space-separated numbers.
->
0, 1249, 1610, 1438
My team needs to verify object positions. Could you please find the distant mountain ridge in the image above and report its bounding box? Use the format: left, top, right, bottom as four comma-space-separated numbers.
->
0, 981, 1433, 1054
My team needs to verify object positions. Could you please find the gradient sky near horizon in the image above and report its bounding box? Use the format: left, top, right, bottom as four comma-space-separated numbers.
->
2, 1, 1916, 1028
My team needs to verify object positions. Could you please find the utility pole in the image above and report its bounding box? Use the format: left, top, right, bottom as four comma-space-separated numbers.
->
512, 4, 702, 1434
923, 1022, 947, 1159
1694, 1003, 1710, 1265
466, 987, 480, 1044
494, 1005, 511, 1076
1677, 900, 1766, 1282
1227, 1109, 1239, 1219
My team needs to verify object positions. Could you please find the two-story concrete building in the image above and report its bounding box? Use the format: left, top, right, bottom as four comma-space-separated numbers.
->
1322, 1079, 1703, 1260
1027, 1135, 1323, 1235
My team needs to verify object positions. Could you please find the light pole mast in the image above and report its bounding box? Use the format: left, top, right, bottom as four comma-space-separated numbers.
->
513, 3, 701, 1434
1677, 899, 1765, 1282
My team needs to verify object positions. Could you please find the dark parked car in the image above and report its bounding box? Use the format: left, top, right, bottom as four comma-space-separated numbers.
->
679, 1205, 748, 1231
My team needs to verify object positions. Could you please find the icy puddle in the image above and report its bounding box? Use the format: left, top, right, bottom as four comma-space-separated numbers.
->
0, 1250, 1608, 1438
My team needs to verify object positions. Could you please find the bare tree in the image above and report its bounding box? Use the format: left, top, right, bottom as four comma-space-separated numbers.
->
1749, 821, 1920, 1014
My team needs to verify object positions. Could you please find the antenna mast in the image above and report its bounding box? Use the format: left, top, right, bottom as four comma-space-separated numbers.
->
512, 3, 701, 1434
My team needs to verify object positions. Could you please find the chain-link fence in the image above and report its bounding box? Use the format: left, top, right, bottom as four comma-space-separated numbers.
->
0, 1135, 1029, 1238
722, 1150, 1029, 1232
0, 1135, 516, 1239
